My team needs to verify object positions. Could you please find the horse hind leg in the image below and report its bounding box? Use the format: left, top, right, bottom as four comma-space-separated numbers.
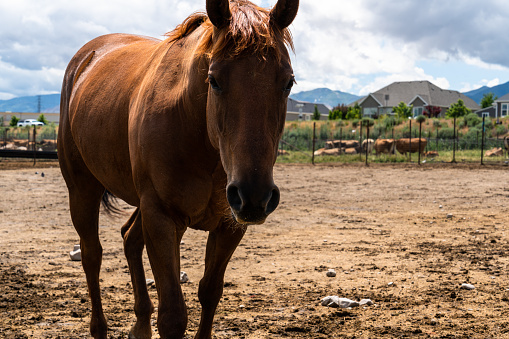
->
121, 208, 154, 338
67, 180, 108, 338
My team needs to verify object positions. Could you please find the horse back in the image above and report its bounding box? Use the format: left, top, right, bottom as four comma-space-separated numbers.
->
59, 34, 161, 206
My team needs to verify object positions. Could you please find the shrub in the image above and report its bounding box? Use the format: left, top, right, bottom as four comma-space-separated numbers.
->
10, 116, 19, 127
495, 124, 508, 136
463, 113, 481, 128
438, 127, 456, 139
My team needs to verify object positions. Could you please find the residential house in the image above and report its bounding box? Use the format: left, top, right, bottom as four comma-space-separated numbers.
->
354, 81, 480, 118
475, 93, 509, 119
286, 98, 331, 121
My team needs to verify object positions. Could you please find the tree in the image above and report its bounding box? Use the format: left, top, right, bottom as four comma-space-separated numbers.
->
37, 114, 49, 125
446, 99, 470, 163
480, 92, 498, 109
393, 102, 413, 119
345, 103, 361, 120
312, 105, 321, 120
329, 103, 349, 120
10, 116, 19, 127
423, 105, 442, 118
446, 99, 471, 118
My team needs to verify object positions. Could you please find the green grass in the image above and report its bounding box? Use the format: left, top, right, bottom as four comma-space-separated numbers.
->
276, 149, 508, 164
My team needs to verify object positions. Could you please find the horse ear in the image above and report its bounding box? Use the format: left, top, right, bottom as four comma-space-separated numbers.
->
270, 0, 299, 29
206, 0, 231, 29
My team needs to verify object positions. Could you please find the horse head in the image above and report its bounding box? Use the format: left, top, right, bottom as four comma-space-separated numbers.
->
205, 0, 298, 225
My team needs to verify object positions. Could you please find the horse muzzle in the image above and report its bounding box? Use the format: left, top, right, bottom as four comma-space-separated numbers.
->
226, 182, 280, 225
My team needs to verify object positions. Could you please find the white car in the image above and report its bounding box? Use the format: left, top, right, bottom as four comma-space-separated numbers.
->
17, 119, 45, 127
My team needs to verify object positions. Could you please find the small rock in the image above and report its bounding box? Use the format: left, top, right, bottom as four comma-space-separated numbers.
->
180, 271, 189, 283
326, 269, 336, 277
41, 172, 45, 177
359, 299, 373, 306
69, 245, 81, 261
320, 296, 360, 308
388, 282, 395, 286
446, 213, 453, 219
146, 279, 155, 286
439, 205, 443, 208
461, 283, 475, 290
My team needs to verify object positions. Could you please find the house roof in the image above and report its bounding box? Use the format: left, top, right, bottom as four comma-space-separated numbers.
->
358, 81, 480, 111
287, 98, 331, 115
495, 93, 509, 102
475, 106, 496, 114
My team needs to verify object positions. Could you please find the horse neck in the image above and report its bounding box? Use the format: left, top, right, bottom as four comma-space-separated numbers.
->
161, 27, 210, 122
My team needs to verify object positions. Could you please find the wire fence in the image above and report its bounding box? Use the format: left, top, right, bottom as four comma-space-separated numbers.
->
1, 120, 508, 167
278, 117, 509, 166
1, 125, 58, 152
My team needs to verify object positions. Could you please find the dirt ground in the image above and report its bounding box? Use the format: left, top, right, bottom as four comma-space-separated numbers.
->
1, 160, 509, 338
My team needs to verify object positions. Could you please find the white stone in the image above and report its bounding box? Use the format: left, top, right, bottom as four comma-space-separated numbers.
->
180, 271, 189, 283
69, 245, 81, 261
146, 279, 155, 286
461, 283, 475, 290
320, 296, 360, 308
446, 213, 453, 219
359, 299, 373, 306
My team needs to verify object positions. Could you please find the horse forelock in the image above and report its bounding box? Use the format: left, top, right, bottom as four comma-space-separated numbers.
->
165, 0, 294, 61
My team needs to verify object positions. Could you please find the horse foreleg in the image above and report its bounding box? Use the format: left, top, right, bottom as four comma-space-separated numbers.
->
68, 187, 107, 338
121, 208, 154, 339
141, 206, 187, 338
195, 221, 246, 339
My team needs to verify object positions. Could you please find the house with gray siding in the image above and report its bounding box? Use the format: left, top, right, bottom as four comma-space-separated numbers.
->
354, 81, 480, 118
286, 98, 331, 121
497, 93, 509, 119
475, 93, 509, 119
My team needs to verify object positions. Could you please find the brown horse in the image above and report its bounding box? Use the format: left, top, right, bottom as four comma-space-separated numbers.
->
58, 0, 298, 338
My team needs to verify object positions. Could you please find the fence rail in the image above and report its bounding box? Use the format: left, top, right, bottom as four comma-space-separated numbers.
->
0, 149, 58, 159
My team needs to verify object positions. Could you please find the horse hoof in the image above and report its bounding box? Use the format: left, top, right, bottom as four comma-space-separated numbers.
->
128, 325, 152, 339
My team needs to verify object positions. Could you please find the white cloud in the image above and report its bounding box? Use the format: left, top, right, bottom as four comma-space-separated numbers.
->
1, 0, 509, 99
460, 78, 501, 93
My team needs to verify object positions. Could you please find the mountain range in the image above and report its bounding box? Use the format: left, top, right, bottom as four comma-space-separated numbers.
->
462, 81, 509, 104
0, 94, 60, 114
289, 88, 361, 108
2, 81, 508, 113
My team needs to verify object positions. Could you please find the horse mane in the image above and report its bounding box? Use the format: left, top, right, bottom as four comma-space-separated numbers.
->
165, 0, 294, 60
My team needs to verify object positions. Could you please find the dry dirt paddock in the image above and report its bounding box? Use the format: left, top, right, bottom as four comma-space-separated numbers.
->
1, 161, 509, 338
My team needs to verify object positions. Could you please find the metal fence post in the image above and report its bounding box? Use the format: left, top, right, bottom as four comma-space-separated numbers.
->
409, 119, 412, 162
365, 123, 369, 166
312, 122, 316, 165
481, 116, 485, 165
452, 117, 457, 163
32, 126, 37, 166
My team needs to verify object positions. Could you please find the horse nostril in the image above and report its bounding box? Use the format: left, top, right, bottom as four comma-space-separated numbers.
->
265, 187, 280, 215
226, 184, 243, 211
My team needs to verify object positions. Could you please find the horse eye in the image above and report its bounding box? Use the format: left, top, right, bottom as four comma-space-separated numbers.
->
284, 76, 295, 92
208, 75, 221, 91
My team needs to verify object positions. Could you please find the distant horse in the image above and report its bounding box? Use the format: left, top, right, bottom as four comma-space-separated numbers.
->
58, 0, 299, 338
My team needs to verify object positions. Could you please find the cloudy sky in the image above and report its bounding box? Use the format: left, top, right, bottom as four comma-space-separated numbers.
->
1, 0, 509, 100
